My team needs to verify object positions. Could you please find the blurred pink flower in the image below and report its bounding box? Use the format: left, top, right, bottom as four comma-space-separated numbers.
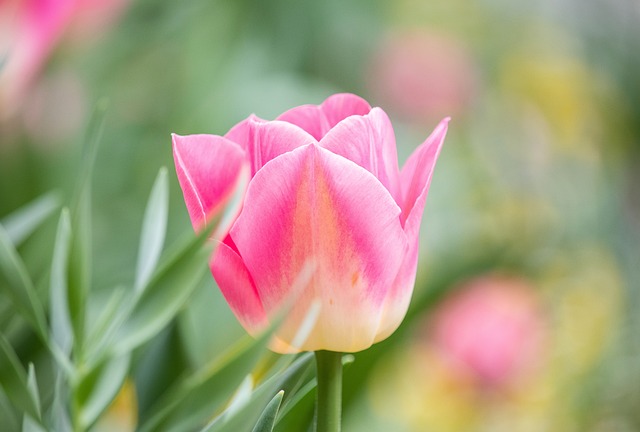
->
173, 93, 449, 353
430, 275, 546, 387
368, 30, 478, 124
0, 0, 128, 117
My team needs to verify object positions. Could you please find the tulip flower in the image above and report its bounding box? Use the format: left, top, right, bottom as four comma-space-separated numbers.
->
172, 94, 448, 353
430, 275, 545, 387
0, 0, 129, 118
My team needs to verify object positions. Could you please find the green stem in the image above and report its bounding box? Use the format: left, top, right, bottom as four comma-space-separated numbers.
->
314, 350, 343, 432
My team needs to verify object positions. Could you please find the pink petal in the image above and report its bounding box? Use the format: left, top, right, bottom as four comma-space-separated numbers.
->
277, 93, 371, 140
320, 93, 372, 127
399, 117, 449, 229
0, 0, 75, 110
225, 116, 316, 177
229, 144, 407, 352
372, 232, 420, 343
374, 118, 449, 341
275, 105, 328, 141
320, 107, 401, 204
172, 133, 247, 229
211, 241, 267, 335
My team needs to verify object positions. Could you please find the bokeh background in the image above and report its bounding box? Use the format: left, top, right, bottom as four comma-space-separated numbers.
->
1, 0, 639, 431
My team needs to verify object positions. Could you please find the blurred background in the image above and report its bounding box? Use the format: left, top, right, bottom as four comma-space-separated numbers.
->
1, 0, 639, 430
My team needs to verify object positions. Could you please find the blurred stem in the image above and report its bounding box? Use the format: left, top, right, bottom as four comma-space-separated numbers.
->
314, 350, 342, 432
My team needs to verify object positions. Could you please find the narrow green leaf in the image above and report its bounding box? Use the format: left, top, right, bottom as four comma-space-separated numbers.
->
250, 391, 284, 432
72, 99, 108, 206
67, 190, 90, 353
0, 334, 40, 421
50, 210, 74, 356
113, 241, 212, 355
25, 365, 41, 415
76, 353, 130, 430
22, 365, 46, 432
1, 192, 60, 246
203, 353, 315, 432
51, 372, 71, 432
68, 100, 108, 350
0, 225, 47, 340
135, 168, 169, 293
83, 286, 126, 361
138, 330, 273, 432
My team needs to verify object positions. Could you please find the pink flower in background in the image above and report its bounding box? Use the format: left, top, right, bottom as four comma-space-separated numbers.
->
173, 94, 449, 353
0, 0, 128, 117
430, 275, 546, 387
368, 30, 477, 124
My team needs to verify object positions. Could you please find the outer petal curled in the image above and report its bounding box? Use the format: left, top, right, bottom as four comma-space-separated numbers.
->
277, 93, 371, 140
374, 118, 449, 341
320, 107, 401, 203
230, 144, 408, 352
172, 134, 247, 229
399, 117, 449, 229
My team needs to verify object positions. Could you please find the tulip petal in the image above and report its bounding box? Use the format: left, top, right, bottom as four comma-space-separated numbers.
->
225, 116, 316, 176
399, 118, 449, 229
277, 93, 371, 140
230, 144, 407, 352
374, 118, 449, 342
320, 107, 401, 203
172, 134, 247, 229
211, 241, 267, 335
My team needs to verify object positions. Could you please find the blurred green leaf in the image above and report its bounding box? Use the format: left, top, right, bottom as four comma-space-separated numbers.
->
22, 364, 45, 432
0, 225, 47, 341
113, 234, 213, 355
0, 334, 41, 423
250, 390, 284, 432
0, 387, 20, 432
204, 353, 314, 432
51, 373, 71, 432
84, 286, 126, 360
1, 193, 60, 247
138, 329, 273, 432
68, 101, 108, 351
135, 167, 169, 293
50, 210, 74, 357
76, 353, 130, 430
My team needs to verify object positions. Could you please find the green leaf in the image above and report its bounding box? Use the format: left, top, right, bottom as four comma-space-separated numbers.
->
137, 330, 273, 432
0, 225, 47, 341
135, 168, 169, 293
0, 334, 40, 422
251, 391, 284, 432
113, 238, 213, 355
50, 210, 74, 356
76, 353, 130, 430
1, 192, 60, 247
204, 353, 315, 432
83, 286, 126, 361
67, 100, 108, 350
50, 373, 71, 432
22, 364, 46, 432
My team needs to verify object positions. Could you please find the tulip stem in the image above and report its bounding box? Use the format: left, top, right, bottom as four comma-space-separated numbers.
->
314, 350, 343, 432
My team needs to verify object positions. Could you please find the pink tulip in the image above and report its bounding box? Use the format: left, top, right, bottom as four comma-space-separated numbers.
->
172, 94, 449, 353
429, 276, 546, 387
0, 0, 129, 117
